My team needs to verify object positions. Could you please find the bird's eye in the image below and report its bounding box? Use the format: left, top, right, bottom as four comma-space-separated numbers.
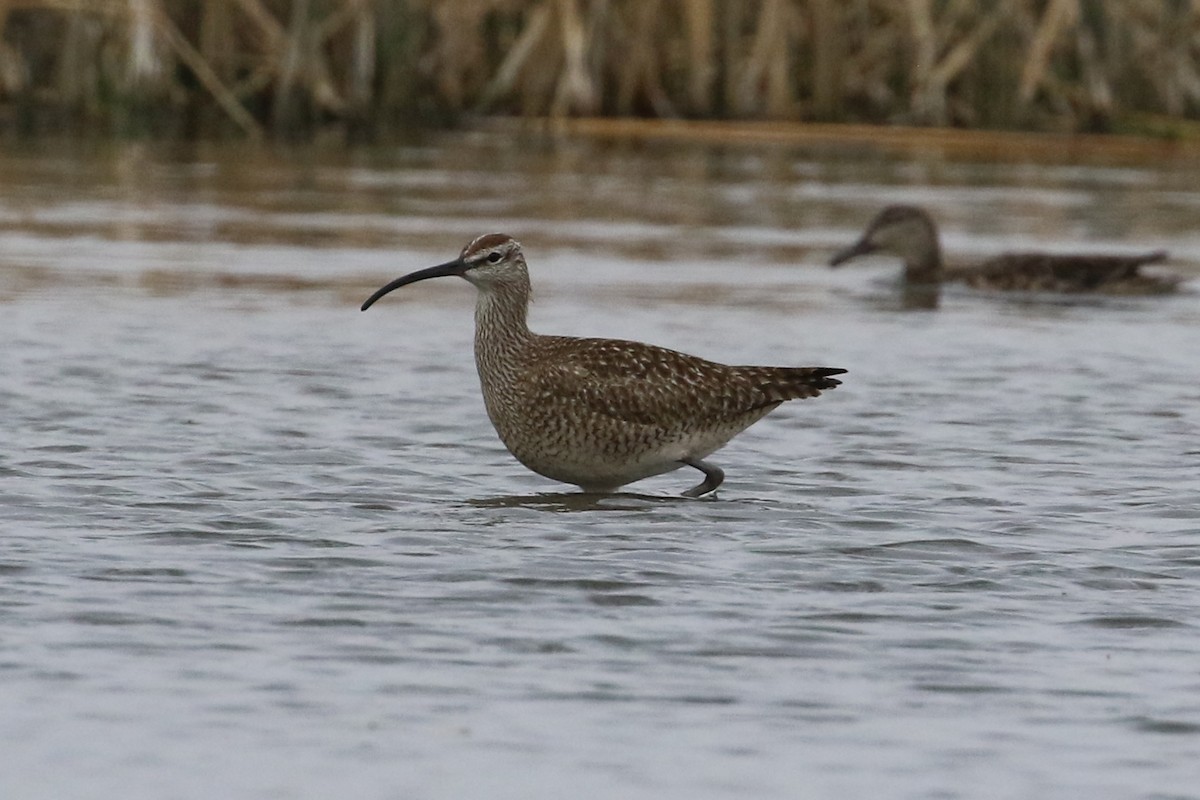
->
486, 252, 502, 264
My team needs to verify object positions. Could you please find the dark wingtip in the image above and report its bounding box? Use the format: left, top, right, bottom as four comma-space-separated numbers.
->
816, 367, 847, 389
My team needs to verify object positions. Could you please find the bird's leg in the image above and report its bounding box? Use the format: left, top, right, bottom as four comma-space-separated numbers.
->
679, 458, 724, 498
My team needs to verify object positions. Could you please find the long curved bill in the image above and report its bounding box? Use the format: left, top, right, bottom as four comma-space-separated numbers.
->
829, 238, 876, 267
360, 258, 468, 311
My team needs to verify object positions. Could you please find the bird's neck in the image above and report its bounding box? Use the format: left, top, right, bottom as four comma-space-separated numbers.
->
904, 241, 943, 285
474, 279, 535, 378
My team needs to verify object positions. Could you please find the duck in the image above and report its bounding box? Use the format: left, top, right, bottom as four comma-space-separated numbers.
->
830, 205, 1179, 305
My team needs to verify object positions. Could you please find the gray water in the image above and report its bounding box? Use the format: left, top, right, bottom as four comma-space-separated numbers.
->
2, 133, 1200, 799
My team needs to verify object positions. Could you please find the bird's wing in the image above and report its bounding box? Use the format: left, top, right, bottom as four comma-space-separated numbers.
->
972, 251, 1168, 290
528, 337, 841, 428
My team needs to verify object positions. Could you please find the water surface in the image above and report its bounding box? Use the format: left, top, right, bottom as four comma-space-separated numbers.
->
2, 132, 1199, 799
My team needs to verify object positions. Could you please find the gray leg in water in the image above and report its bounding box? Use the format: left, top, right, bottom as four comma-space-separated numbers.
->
680, 458, 725, 498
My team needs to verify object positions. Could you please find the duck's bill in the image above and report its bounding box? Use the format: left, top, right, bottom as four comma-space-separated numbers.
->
829, 239, 875, 267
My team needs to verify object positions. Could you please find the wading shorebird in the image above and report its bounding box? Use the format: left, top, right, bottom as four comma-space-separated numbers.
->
361, 234, 846, 497
831, 205, 1179, 306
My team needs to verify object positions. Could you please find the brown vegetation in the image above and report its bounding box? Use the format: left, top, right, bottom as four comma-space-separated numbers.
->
1, 0, 1199, 138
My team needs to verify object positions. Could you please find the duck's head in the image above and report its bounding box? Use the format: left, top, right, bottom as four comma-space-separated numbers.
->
830, 205, 941, 280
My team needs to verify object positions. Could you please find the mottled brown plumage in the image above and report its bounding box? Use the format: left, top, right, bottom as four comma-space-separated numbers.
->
362, 234, 845, 497
831, 205, 1179, 305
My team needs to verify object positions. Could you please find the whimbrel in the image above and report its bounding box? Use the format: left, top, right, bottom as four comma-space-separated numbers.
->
361, 234, 845, 497
831, 205, 1178, 307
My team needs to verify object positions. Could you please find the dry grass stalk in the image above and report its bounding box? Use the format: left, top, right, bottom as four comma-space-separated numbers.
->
1019, 0, 1079, 106
152, 5, 263, 136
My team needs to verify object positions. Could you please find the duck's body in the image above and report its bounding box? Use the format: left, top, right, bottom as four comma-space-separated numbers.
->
362, 234, 844, 497
950, 250, 1173, 295
831, 205, 1179, 301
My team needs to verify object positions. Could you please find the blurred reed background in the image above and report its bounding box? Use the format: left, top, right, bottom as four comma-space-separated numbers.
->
1, 0, 1199, 139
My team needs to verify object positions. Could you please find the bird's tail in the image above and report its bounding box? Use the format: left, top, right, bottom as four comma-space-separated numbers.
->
1127, 250, 1169, 274
751, 367, 847, 403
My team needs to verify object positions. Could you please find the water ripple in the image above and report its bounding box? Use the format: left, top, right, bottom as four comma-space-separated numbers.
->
2, 137, 1200, 800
